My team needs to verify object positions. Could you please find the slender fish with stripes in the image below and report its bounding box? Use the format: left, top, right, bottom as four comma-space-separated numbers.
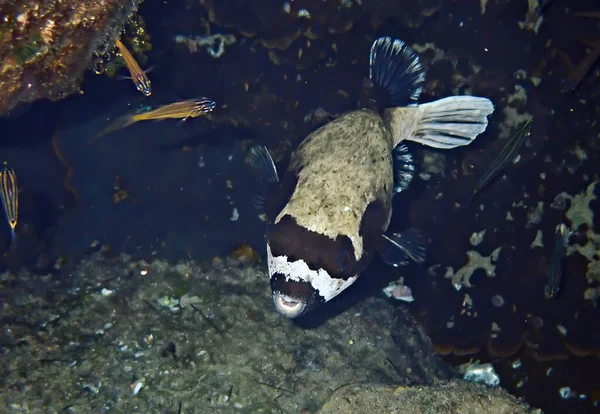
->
0, 166, 18, 249
88, 98, 216, 143
545, 223, 572, 300
116, 38, 152, 97
464, 119, 531, 207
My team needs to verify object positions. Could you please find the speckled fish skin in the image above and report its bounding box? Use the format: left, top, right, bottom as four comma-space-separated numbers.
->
277, 109, 394, 261
266, 109, 395, 319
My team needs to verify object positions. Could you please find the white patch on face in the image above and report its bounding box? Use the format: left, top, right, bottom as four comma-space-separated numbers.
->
267, 243, 358, 302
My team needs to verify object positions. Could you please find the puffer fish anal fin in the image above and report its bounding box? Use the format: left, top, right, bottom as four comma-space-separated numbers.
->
392, 144, 415, 194
248, 145, 279, 211
378, 228, 427, 267
369, 37, 426, 108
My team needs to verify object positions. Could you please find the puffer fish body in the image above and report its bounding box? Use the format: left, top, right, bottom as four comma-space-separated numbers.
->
250, 37, 495, 318
278, 110, 393, 261
267, 110, 395, 307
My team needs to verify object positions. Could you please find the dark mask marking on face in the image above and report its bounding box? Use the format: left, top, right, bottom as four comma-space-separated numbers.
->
267, 215, 358, 280
357, 198, 390, 270
263, 168, 300, 223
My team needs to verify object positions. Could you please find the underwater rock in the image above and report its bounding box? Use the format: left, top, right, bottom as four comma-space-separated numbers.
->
197, 0, 448, 70
229, 243, 256, 265
0, 0, 143, 115
318, 380, 540, 414
175, 33, 236, 58
0, 251, 535, 412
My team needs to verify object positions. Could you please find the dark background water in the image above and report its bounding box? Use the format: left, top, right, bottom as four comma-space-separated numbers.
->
1, 0, 599, 412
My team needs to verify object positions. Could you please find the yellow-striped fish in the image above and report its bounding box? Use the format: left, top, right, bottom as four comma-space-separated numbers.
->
116, 39, 152, 97
0, 167, 18, 249
89, 98, 216, 143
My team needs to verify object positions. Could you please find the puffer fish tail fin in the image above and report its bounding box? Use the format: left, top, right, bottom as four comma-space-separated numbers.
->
378, 228, 427, 267
390, 96, 494, 149
248, 145, 279, 212
369, 37, 426, 108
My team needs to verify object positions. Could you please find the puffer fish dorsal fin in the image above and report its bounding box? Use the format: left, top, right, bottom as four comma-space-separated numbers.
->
392, 144, 415, 193
248, 145, 279, 212
369, 37, 426, 108
378, 228, 427, 266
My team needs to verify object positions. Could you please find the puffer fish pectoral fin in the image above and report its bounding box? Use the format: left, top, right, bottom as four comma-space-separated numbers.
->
248, 145, 280, 211
379, 228, 427, 266
392, 144, 415, 193
369, 37, 426, 108
394, 96, 495, 149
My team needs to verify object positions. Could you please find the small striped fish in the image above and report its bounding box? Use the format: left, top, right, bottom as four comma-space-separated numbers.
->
0, 167, 18, 248
116, 39, 152, 97
464, 119, 532, 207
89, 98, 216, 143
545, 223, 570, 300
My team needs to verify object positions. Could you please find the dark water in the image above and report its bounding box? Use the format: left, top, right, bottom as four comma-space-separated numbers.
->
1, 0, 599, 412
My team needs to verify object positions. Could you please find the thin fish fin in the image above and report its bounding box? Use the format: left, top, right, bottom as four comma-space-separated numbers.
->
88, 115, 137, 144
144, 65, 156, 74
176, 117, 190, 127
577, 36, 600, 49
8, 230, 16, 253
248, 145, 279, 211
369, 37, 426, 108
463, 119, 531, 206
378, 228, 427, 266
392, 145, 414, 193
396, 96, 494, 149
116, 74, 132, 81
558, 50, 575, 72
573, 11, 600, 19
461, 191, 478, 209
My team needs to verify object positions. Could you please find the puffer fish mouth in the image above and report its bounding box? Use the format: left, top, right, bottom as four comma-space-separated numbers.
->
272, 293, 307, 318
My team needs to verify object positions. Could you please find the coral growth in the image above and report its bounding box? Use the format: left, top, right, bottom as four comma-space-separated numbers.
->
0, 0, 144, 115
197, 0, 445, 69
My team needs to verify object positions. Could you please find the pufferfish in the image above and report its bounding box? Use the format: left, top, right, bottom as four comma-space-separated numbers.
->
249, 37, 495, 318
